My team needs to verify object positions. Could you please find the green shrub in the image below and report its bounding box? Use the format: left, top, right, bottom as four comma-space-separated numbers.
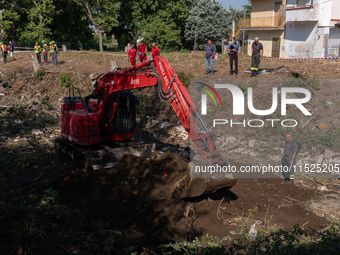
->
59, 73, 72, 88
34, 68, 45, 81
178, 72, 194, 88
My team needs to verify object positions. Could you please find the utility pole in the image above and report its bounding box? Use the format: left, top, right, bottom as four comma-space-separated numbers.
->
232, 15, 235, 39
0, 10, 3, 43
194, 25, 198, 51
243, 9, 246, 53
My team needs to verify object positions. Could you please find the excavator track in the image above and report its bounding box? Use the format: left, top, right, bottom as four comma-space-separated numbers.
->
55, 138, 155, 171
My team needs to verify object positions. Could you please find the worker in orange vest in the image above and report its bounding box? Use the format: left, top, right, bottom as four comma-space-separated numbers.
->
34, 42, 42, 64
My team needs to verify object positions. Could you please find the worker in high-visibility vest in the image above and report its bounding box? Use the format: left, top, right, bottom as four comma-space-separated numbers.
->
53, 42, 58, 66
34, 42, 42, 64
50, 41, 55, 65
0, 42, 8, 64
42, 40, 48, 64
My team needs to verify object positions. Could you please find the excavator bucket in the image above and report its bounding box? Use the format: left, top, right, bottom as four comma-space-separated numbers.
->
172, 162, 237, 199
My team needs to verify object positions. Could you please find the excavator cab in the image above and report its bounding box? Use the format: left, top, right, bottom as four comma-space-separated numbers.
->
114, 91, 138, 135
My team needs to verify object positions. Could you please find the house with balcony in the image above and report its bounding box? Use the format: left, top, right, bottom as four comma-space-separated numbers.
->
233, 0, 340, 58
285, 0, 340, 58
238, 0, 287, 58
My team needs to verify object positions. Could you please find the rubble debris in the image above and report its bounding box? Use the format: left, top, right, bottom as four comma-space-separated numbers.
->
169, 126, 189, 140
244, 65, 285, 74
162, 146, 170, 152
327, 101, 333, 105
110, 61, 118, 72
146, 119, 158, 128
248, 220, 261, 240
319, 186, 327, 191
159, 122, 171, 129
88, 73, 97, 80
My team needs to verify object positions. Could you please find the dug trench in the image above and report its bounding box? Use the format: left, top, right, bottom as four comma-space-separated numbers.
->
0, 53, 339, 253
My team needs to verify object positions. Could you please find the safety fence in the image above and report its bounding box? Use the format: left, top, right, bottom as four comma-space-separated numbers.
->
14, 46, 128, 57
239, 57, 339, 60
13, 41, 121, 52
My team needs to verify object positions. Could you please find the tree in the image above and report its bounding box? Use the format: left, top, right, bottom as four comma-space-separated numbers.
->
0, 0, 31, 44
133, 0, 187, 50
243, 0, 252, 18
184, 0, 232, 50
50, 0, 93, 44
20, 0, 55, 42
0, 10, 21, 43
73, 0, 120, 52
113, 0, 187, 50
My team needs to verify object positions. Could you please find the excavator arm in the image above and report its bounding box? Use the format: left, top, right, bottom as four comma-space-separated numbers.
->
88, 57, 224, 165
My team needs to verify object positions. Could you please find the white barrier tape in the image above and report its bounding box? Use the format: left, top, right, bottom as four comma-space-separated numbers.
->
15, 46, 127, 56
240, 57, 339, 60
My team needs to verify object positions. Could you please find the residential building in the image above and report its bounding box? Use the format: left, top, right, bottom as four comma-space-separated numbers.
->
234, 0, 287, 58
285, 0, 340, 58
232, 0, 340, 58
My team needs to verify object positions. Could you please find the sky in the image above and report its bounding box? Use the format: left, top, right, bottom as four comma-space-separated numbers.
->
219, 0, 249, 10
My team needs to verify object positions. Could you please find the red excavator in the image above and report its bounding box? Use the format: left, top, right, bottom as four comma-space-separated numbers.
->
55, 56, 236, 199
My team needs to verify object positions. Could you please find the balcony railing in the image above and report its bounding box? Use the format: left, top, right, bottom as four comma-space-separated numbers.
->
250, 16, 286, 27
230, 15, 286, 40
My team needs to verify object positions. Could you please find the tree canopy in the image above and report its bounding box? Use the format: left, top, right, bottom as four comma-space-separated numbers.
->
0, 0, 244, 51
184, 0, 232, 50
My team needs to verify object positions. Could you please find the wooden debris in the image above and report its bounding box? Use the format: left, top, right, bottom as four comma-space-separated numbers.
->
318, 122, 326, 129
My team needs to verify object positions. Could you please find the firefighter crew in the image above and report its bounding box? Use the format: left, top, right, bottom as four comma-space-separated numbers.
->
127, 43, 136, 66
250, 37, 263, 77
50, 41, 55, 65
0, 42, 8, 64
53, 42, 59, 66
151, 43, 160, 60
42, 40, 48, 64
137, 40, 147, 63
227, 37, 239, 76
34, 42, 42, 64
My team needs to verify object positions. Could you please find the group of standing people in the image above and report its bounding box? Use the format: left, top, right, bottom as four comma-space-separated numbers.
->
34, 40, 59, 66
0, 41, 15, 64
127, 40, 160, 66
204, 37, 263, 77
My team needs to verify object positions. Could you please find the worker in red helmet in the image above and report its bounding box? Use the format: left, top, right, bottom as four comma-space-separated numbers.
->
127, 43, 136, 66
137, 40, 147, 63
